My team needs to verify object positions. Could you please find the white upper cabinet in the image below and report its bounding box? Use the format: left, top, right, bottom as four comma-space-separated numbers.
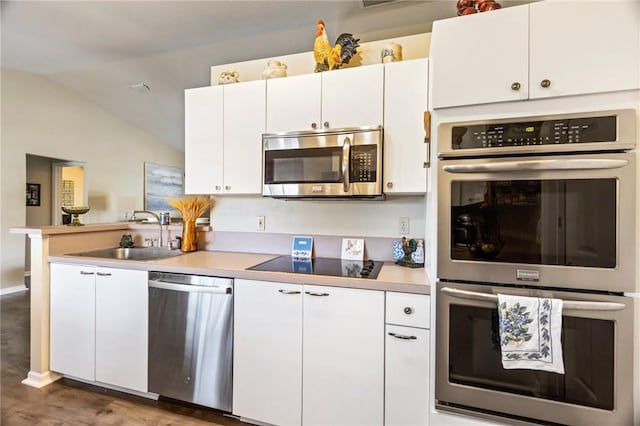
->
383, 58, 429, 194
185, 86, 223, 194
321, 64, 384, 130
431, 2, 640, 108
222, 80, 266, 194
266, 65, 384, 133
430, 6, 529, 108
185, 81, 265, 195
529, 0, 640, 99
266, 73, 322, 133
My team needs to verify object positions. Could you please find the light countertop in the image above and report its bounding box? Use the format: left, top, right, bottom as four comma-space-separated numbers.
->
49, 250, 430, 295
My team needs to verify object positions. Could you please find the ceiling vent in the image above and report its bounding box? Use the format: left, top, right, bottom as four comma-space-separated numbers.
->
362, 0, 398, 7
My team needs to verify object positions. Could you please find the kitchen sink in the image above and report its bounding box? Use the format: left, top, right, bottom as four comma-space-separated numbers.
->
70, 247, 184, 261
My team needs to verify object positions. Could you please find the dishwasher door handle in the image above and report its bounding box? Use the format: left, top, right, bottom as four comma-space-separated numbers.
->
149, 279, 232, 294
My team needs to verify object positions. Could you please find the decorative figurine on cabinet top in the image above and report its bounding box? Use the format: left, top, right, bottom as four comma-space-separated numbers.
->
313, 19, 360, 72
262, 60, 288, 79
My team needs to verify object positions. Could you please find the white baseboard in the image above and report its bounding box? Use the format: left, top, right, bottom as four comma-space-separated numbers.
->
22, 370, 62, 388
1, 285, 28, 296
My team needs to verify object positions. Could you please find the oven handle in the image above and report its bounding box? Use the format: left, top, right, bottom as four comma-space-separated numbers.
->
442, 158, 628, 174
342, 136, 351, 192
440, 287, 626, 311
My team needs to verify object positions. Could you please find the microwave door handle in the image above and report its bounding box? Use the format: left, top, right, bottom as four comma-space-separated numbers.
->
342, 136, 351, 192
442, 158, 629, 174
440, 287, 626, 311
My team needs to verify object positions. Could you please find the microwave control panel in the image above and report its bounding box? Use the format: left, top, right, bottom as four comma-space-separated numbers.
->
452, 115, 617, 150
350, 145, 377, 182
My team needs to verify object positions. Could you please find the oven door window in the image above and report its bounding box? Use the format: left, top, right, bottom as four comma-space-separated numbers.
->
450, 179, 616, 268
449, 304, 614, 410
264, 147, 342, 184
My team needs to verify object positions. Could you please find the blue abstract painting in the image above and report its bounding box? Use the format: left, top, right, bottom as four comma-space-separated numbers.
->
144, 162, 184, 218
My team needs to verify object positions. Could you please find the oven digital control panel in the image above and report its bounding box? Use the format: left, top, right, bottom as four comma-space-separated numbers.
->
452, 115, 617, 150
350, 144, 377, 182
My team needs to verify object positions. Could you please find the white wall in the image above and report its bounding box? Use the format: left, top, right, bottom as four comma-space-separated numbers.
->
211, 195, 426, 239
1, 69, 184, 289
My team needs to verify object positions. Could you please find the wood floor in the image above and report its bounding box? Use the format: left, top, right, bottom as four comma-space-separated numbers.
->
1, 291, 247, 426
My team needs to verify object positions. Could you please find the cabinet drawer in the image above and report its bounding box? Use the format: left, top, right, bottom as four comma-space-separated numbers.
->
386, 292, 430, 329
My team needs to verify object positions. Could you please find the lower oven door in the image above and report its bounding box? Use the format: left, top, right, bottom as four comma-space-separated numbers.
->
435, 281, 636, 425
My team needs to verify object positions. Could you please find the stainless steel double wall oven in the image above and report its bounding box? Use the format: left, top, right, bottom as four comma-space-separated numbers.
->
435, 109, 638, 425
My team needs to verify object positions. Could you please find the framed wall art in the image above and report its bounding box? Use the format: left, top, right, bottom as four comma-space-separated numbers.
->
26, 183, 41, 207
144, 162, 184, 218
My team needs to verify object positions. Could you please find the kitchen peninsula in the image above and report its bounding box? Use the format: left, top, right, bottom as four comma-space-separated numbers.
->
11, 222, 429, 425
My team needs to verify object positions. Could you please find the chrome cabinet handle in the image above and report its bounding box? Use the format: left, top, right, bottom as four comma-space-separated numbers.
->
215, 185, 222, 191
440, 287, 626, 311
305, 291, 330, 297
341, 136, 351, 193
386, 182, 393, 188
388, 332, 417, 340
278, 289, 301, 295
80, 271, 95, 275
403, 307, 414, 315
511, 82, 521, 91
96, 272, 112, 276
224, 185, 231, 191
311, 122, 317, 129
540, 79, 551, 88
323, 121, 330, 128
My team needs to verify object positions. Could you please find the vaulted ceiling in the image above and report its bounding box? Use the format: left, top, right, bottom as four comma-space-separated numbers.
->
1, 1, 532, 151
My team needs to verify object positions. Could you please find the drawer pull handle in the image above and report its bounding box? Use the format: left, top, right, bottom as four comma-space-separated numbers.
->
79, 271, 95, 275
278, 289, 301, 295
403, 307, 414, 315
388, 332, 417, 340
96, 272, 112, 277
305, 291, 330, 297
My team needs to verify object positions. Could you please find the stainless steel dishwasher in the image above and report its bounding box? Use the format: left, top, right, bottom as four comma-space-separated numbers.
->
148, 272, 233, 412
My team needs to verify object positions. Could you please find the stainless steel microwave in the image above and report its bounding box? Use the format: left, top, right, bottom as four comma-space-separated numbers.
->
262, 126, 383, 199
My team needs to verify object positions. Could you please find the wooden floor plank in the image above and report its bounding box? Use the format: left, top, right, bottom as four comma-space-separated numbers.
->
1, 292, 245, 426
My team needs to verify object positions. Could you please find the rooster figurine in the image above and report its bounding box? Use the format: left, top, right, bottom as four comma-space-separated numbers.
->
314, 19, 360, 72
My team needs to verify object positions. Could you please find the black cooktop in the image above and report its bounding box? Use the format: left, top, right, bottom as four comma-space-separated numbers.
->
248, 255, 382, 280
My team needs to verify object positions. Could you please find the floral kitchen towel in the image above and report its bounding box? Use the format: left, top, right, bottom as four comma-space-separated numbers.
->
498, 294, 564, 374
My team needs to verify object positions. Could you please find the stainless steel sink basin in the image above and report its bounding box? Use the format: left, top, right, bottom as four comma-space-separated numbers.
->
70, 247, 184, 261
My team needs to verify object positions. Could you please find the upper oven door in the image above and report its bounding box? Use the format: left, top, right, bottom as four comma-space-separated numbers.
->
437, 151, 636, 293
435, 281, 636, 426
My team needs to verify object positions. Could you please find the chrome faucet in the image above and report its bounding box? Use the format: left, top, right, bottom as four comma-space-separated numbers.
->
130, 210, 163, 248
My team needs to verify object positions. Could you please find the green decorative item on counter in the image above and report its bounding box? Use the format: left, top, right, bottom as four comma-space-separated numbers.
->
61, 206, 90, 226
119, 234, 135, 248
396, 236, 424, 268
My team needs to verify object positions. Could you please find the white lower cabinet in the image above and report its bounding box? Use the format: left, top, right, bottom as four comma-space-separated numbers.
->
385, 292, 431, 426
233, 279, 303, 426
94, 267, 148, 392
233, 279, 384, 426
50, 263, 148, 392
385, 325, 430, 426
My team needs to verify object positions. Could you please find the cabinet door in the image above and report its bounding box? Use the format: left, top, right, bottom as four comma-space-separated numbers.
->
529, 1, 640, 99
303, 285, 384, 426
233, 279, 303, 426
223, 80, 265, 194
50, 263, 95, 381
321, 64, 384, 129
430, 6, 529, 108
383, 59, 429, 194
266, 73, 322, 133
95, 267, 148, 392
185, 86, 224, 194
385, 325, 430, 426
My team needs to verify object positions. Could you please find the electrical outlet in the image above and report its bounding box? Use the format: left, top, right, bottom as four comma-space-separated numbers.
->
257, 216, 265, 232
399, 217, 410, 234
